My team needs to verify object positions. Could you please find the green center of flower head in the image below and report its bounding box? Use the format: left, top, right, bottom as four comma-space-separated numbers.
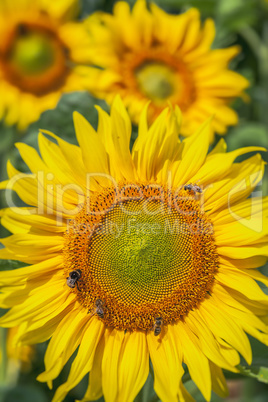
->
64, 184, 218, 332
136, 63, 175, 101
10, 32, 55, 75
3, 23, 70, 95
89, 200, 192, 302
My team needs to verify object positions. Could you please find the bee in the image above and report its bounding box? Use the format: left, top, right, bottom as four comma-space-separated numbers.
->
184, 183, 202, 195
95, 299, 105, 319
153, 317, 163, 336
66, 269, 82, 291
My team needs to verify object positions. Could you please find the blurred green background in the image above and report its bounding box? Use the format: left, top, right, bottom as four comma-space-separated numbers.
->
0, 0, 268, 401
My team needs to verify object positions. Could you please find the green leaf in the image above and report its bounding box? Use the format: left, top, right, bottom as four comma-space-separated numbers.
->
225, 123, 268, 151
81, 0, 106, 15
216, 0, 258, 31
0, 259, 29, 271
238, 365, 268, 384
0, 384, 48, 402
0, 124, 16, 154
225, 336, 268, 384
135, 372, 159, 402
151, 0, 217, 15
4, 92, 108, 175
224, 122, 268, 196
248, 336, 268, 368
24, 92, 108, 146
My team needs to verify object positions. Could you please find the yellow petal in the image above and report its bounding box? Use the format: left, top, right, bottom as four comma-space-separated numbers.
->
215, 218, 268, 246
213, 285, 268, 345
216, 267, 268, 303
172, 117, 211, 187
41, 0, 79, 22
15, 142, 49, 174
73, 111, 109, 177
209, 362, 229, 398
40, 129, 88, 189
96, 97, 135, 181
19, 302, 75, 345
81, 336, 105, 401
199, 298, 252, 364
133, 108, 170, 180
174, 322, 211, 401
0, 283, 70, 326
209, 138, 227, 155
183, 18, 215, 62
38, 306, 89, 383
1, 207, 66, 234
102, 329, 125, 402
218, 243, 268, 260
117, 331, 149, 401
211, 196, 268, 225
217, 338, 240, 367
1, 233, 63, 263
185, 312, 236, 372
38, 133, 79, 186
220, 255, 267, 270
205, 153, 265, 212
191, 146, 265, 186
0, 255, 62, 285
51, 318, 105, 402
177, 382, 196, 402
147, 326, 184, 402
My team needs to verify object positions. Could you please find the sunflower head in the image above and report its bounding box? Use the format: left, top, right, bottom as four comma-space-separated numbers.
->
85, 0, 249, 142
64, 181, 219, 332
0, 98, 267, 402
0, 0, 93, 129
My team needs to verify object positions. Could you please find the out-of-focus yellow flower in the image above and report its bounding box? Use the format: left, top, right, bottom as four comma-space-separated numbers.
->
0, 0, 93, 130
0, 327, 34, 385
0, 98, 267, 401
7, 327, 35, 371
85, 0, 249, 142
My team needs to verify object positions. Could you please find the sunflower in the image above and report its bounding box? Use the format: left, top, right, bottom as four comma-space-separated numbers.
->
0, 0, 94, 130
6, 327, 35, 371
0, 97, 268, 402
85, 0, 249, 142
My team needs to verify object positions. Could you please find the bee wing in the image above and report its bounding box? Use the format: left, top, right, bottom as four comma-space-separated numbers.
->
87, 306, 96, 317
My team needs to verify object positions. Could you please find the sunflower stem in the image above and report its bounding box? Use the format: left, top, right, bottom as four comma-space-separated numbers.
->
182, 372, 191, 384
0, 328, 7, 384
135, 371, 159, 402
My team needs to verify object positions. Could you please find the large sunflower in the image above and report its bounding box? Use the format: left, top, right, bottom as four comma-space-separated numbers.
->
85, 0, 249, 141
0, 97, 268, 402
0, 0, 93, 130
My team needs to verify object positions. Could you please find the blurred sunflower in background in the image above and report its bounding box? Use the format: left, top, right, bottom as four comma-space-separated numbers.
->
0, 98, 267, 402
85, 0, 250, 142
0, 0, 94, 130
6, 327, 34, 371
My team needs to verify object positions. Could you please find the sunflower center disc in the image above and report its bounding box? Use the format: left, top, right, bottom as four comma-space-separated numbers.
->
136, 62, 175, 101
64, 184, 218, 331
1, 23, 69, 95
10, 33, 55, 75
